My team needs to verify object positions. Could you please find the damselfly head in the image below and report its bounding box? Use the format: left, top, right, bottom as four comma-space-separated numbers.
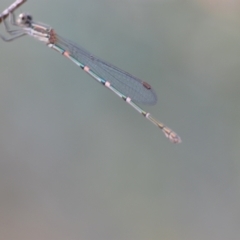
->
17, 13, 32, 27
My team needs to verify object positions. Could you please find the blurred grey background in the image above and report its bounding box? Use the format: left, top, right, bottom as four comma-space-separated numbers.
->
0, 0, 240, 239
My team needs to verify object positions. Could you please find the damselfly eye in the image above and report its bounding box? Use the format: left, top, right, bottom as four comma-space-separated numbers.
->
21, 14, 32, 21
18, 13, 32, 26
27, 15, 32, 21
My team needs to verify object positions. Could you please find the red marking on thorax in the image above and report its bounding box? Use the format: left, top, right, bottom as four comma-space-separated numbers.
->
49, 29, 57, 44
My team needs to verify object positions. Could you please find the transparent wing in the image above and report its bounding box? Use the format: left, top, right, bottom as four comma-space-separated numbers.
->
56, 35, 158, 105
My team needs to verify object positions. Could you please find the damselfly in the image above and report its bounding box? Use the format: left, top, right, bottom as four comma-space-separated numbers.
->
0, 1, 181, 143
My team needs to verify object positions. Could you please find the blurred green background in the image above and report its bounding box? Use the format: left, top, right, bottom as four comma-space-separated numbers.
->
0, 0, 240, 239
